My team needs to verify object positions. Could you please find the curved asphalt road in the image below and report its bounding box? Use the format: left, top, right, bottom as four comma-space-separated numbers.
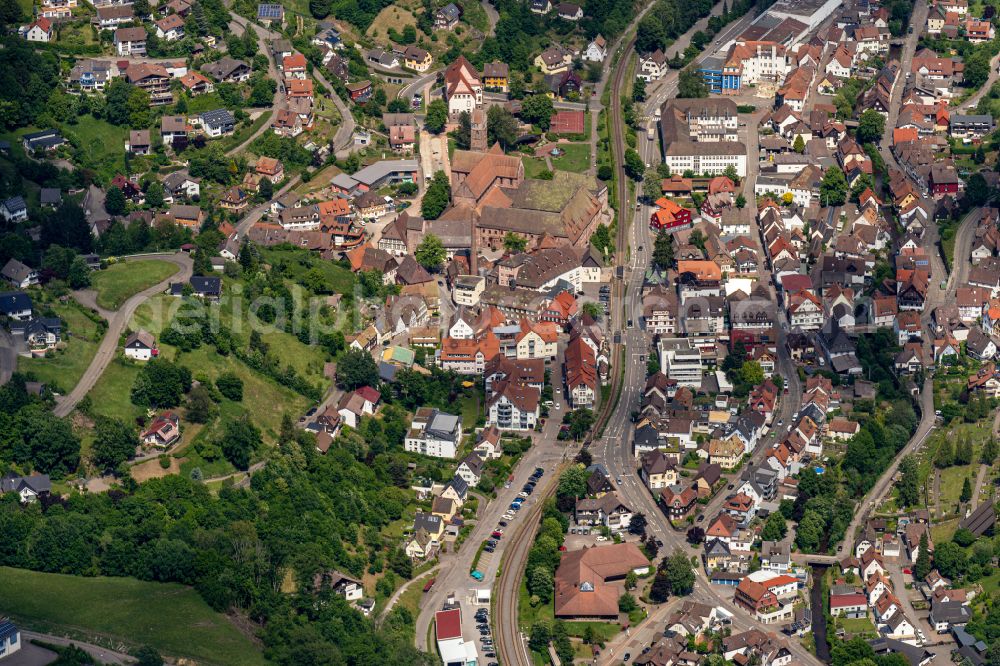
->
53, 253, 193, 418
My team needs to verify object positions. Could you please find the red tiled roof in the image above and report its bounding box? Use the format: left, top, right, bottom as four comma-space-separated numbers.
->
435, 608, 462, 640
830, 593, 867, 608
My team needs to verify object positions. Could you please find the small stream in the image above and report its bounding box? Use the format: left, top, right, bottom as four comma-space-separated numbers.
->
809, 565, 831, 663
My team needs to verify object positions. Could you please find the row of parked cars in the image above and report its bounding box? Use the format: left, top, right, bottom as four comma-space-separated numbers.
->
475, 608, 498, 665
473, 468, 546, 577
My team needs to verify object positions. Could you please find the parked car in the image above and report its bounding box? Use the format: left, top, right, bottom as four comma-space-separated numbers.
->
471, 570, 484, 580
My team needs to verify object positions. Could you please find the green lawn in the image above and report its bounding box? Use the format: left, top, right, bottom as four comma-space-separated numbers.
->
129, 294, 177, 339
91, 260, 179, 310
60, 115, 128, 181
87, 359, 142, 423
837, 617, 877, 635
551, 143, 591, 174
258, 247, 356, 294
176, 345, 311, 438
939, 465, 974, 512
133, 291, 330, 387
18, 301, 102, 393
523, 157, 550, 179
562, 620, 621, 641
931, 517, 960, 545
458, 392, 482, 431
1, 567, 266, 666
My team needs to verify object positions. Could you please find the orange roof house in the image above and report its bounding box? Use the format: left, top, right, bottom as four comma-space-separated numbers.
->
650, 198, 692, 232
554, 543, 651, 618
893, 127, 919, 145
283, 53, 307, 71
286, 79, 314, 98
318, 198, 351, 218
676, 260, 722, 282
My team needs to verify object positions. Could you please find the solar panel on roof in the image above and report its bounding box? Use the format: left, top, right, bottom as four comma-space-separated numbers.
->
258, 3, 283, 17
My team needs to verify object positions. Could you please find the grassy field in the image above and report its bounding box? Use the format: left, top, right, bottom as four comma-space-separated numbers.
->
57, 21, 99, 47
395, 572, 434, 625
18, 301, 102, 393
458, 393, 482, 431
939, 465, 976, 512
931, 517, 960, 545
259, 247, 356, 294
133, 292, 331, 388
91, 260, 179, 310
186, 92, 230, 114
365, 5, 426, 43
60, 116, 128, 181
129, 294, 315, 423
1, 567, 266, 666
178, 345, 312, 438
551, 143, 591, 174
217, 110, 273, 153
86, 359, 142, 423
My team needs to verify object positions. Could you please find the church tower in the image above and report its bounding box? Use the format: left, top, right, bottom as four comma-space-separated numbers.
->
470, 108, 487, 152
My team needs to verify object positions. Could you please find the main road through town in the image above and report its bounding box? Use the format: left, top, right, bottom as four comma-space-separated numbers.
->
588, 49, 817, 666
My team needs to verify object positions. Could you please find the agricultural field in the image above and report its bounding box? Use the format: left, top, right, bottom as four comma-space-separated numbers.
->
1, 567, 267, 666
90, 260, 179, 310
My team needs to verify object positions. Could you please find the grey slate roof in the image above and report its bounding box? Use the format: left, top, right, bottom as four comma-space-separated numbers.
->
0, 291, 32, 315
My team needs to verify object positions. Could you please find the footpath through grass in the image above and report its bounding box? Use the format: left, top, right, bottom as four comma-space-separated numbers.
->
91, 260, 179, 310
0, 566, 267, 666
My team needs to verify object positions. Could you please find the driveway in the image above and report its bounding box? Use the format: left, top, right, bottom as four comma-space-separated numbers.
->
17, 630, 132, 665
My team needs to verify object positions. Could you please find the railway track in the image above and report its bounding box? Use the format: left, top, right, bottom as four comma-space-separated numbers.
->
493, 39, 636, 666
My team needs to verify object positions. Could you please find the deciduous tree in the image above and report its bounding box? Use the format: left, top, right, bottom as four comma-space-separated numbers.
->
215, 372, 244, 401
425, 99, 448, 134
336, 348, 379, 390
677, 68, 708, 98
653, 229, 673, 269
219, 417, 261, 470
92, 416, 138, 471
415, 233, 446, 271
420, 171, 450, 220
856, 109, 885, 144
521, 94, 555, 130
